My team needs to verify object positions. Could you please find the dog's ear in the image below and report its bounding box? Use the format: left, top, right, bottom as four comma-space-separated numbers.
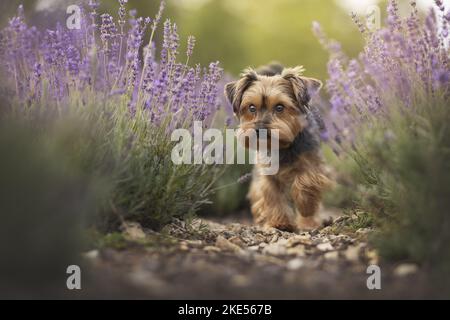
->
225, 68, 258, 115
282, 66, 322, 109
301, 77, 322, 96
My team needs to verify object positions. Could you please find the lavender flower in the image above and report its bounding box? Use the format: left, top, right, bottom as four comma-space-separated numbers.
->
100, 14, 117, 45
387, 0, 402, 31
118, 0, 128, 28
315, 0, 449, 151
186, 36, 196, 58
152, 1, 166, 32
66, 45, 81, 76
0, 1, 223, 130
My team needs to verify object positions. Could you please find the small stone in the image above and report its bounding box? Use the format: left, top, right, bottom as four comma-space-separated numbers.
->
247, 245, 260, 252
231, 274, 250, 287
356, 228, 371, 235
366, 249, 379, 264
270, 235, 279, 243
394, 264, 418, 277
287, 258, 305, 270
263, 228, 277, 235
262, 243, 287, 256
203, 246, 221, 253
254, 234, 266, 244
344, 245, 361, 262
254, 254, 285, 265
287, 234, 312, 247
227, 223, 239, 231
324, 251, 339, 260
179, 243, 189, 251
320, 226, 333, 234
215, 235, 242, 253
317, 242, 334, 251
129, 269, 166, 290
121, 221, 146, 240
83, 250, 99, 260
186, 240, 203, 247
228, 236, 245, 248
286, 246, 306, 257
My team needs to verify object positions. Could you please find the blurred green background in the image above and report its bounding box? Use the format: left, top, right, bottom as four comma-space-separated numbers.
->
2, 0, 437, 79
1, 0, 387, 80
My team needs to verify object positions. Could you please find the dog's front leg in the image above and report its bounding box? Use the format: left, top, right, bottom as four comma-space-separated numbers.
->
291, 171, 328, 230
248, 176, 296, 232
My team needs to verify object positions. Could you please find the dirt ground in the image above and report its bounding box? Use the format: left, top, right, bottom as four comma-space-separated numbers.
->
75, 208, 445, 300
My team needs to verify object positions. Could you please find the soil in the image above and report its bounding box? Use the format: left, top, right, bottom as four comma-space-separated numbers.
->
77, 209, 442, 299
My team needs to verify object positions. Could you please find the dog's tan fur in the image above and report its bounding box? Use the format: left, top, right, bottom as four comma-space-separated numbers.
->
225, 65, 331, 231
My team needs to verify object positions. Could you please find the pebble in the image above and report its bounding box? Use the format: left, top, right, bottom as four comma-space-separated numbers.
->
186, 240, 203, 247
317, 242, 334, 252
231, 274, 250, 287
254, 234, 266, 244
215, 235, 242, 253
286, 246, 306, 257
287, 235, 312, 247
203, 246, 221, 253
365, 249, 379, 264
121, 221, 146, 240
344, 245, 361, 262
83, 250, 99, 260
356, 228, 372, 235
179, 243, 189, 251
287, 258, 305, 270
394, 263, 418, 277
270, 235, 279, 243
228, 236, 245, 248
324, 251, 339, 260
262, 243, 287, 256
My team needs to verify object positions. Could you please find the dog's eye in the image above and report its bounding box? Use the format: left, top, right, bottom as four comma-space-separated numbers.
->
248, 105, 257, 113
275, 104, 284, 113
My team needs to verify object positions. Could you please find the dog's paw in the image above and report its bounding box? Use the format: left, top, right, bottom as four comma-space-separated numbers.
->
297, 216, 320, 231
263, 223, 297, 233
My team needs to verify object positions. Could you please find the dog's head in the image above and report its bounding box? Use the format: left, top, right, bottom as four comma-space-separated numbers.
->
224, 66, 322, 149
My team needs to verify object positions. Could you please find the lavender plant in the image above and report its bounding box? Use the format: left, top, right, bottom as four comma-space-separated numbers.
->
315, 0, 450, 275
0, 1, 224, 230
314, 0, 449, 151
1, 1, 222, 125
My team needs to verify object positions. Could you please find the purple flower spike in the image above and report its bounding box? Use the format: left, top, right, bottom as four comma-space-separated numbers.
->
0, 1, 224, 129
314, 0, 449, 152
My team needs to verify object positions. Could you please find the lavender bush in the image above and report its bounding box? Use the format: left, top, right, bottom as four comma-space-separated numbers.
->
1, 1, 222, 126
0, 1, 224, 230
314, 0, 449, 151
315, 0, 450, 274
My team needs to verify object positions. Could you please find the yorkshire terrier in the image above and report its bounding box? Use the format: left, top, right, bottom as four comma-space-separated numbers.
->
225, 63, 330, 232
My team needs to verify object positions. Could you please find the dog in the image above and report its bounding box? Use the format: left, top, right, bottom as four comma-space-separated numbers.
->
225, 63, 330, 231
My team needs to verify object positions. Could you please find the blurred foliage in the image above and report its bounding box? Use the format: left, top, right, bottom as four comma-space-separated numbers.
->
1, 0, 372, 80
348, 93, 450, 289
116, 0, 367, 80
322, 145, 360, 209
0, 119, 106, 298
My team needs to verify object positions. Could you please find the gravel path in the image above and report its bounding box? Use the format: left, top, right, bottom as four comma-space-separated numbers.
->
80, 210, 438, 299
